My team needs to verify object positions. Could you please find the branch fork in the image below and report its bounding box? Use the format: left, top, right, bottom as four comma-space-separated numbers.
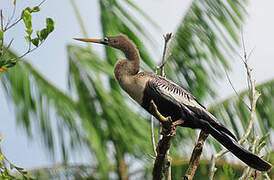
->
150, 100, 183, 180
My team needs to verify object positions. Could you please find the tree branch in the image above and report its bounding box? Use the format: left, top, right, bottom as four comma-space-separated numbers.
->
209, 40, 261, 180
150, 33, 173, 180
183, 131, 209, 180
150, 100, 183, 180
239, 136, 260, 180
157, 33, 172, 77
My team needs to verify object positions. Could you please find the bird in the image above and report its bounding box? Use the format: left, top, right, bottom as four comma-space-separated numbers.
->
74, 34, 272, 171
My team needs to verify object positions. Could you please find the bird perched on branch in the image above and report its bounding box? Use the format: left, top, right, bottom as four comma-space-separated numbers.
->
74, 34, 272, 171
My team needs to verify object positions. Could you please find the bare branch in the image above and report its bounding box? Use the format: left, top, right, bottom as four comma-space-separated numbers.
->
0, 38, 13, 60
151, 116, 157, 156
150, 33, 173, 180
223, 67, 251, 111
4, 1, 17, 30
209, 39, 261, 180
150, 100, 173, 180
184, 131, 209, 180
239, 136, 259, 180
150, 100, 183, 180
0, 10, 4, 54
5, 0, 46, 31
156, 33, 172, 77
8, 40, 44, 62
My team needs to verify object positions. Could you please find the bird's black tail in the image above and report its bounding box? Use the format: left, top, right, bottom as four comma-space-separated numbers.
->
201, 119, 272, 171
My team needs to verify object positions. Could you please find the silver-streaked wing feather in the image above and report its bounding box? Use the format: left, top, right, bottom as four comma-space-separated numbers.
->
150, 76, 237, 141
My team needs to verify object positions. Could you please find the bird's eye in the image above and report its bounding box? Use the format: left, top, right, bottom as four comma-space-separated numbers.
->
103, 37, 108, 42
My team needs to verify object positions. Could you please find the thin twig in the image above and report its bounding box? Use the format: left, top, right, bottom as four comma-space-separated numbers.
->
262, 172, 271, 180
151, 116, 157, 156
0, 10, 4, 55
38, 0, 47, 7
150, 33, 173, 180
0, 10, 3, 30
223, 67, 250, 111
241, 31, 246, 59
209, 40, 261, 180
4, 0, 17, 30
239, 166, 249, 180
156, 33, 172, 77
8, 40, 45, 64
0, 38, 13, 60
5, 0, 47, 31
0, 0, 47, 67
183, 131, 209, 180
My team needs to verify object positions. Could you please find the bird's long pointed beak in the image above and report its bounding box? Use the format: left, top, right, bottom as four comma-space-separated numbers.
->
73, 38, 102, 44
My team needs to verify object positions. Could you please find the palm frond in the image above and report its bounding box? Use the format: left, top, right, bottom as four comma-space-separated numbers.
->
99, 0, 155, 70
0, 50, 84, 160
67, 45, 153, 178
209, 78, 274, 140
167, 0, 248, 100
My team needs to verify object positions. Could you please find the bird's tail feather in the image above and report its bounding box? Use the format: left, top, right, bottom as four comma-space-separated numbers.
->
201, 119, 272, 171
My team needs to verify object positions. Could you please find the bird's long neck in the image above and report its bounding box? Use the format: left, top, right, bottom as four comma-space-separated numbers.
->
113, 39, 142, 102
114, 40, 140, 79
122, 41, 140, 74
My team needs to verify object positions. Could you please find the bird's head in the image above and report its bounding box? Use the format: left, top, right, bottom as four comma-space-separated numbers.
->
74, 34, 132, 51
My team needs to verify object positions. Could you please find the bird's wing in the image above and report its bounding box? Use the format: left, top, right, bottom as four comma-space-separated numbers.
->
145, 76, 237, 141
150, 75, 206, 112
144, 76, 271, 171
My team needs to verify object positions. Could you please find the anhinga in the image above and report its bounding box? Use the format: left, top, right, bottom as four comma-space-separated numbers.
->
74, 34, 272, 171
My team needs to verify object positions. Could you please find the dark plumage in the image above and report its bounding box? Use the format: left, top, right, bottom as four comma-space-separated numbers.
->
74, 34, 272, 171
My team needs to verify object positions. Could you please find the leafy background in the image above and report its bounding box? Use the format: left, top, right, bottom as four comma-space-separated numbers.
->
0, 0, 274, 179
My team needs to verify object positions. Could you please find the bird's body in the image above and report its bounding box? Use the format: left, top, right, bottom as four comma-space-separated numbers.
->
74, 34, 272, 171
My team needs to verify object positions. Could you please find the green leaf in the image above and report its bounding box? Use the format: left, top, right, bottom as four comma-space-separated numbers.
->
15, 166, 24, 171
0, 30, 3, 40
32, 6, 40, 13
31, 38, 39, 47
24, 36, 31, 43
26, 29, 33, 36
10, 163, 15, 170
0, 154, 4, 161
40, 28, 49, 40
36, 30, 41, 40
21, 7, 31, 18
22, 171, 28, 174
46, 18, 54, 33
22, 9, 32, 30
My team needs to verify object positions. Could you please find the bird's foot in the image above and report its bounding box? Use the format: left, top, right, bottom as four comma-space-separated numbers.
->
161, 120, 184, 137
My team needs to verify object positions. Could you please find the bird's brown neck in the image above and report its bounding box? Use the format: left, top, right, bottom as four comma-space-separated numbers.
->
114, 39, 140, 77
123, 43, 140, 67
113, 38, 142, 100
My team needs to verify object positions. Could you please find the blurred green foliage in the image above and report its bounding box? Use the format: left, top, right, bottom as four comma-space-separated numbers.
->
1, 0, 273, 179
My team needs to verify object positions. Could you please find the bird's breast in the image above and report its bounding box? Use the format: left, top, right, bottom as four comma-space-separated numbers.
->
117, 73, 151, 105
